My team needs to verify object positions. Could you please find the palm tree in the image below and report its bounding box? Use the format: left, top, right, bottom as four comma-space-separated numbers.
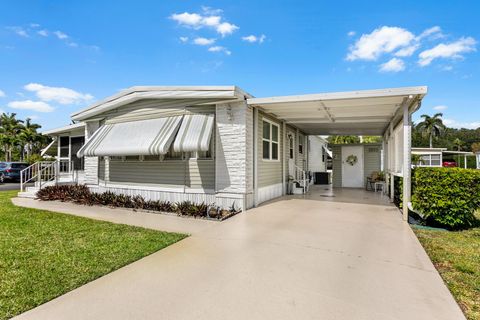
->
18, 118, 42, 160
452, 138, 465, 151
0, 113, 24, 161
416, 113, 446, 148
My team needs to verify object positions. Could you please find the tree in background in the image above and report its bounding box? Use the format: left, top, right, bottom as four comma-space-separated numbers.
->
472, 142, 480, 153
327, 135, 382, 144
18, 118, 44, 160
0, 113, 24, 161
452, 138, 465, 151
416, 113, 446, 148
362, 136, 382, 143
327, 136, 360, 144
0, 113, 46, 162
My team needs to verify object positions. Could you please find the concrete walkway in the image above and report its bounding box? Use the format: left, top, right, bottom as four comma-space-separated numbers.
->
12, 197, 217, 235
14, 190, 465, 320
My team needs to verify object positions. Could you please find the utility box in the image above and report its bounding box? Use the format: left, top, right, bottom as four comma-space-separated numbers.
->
314, 172, 330, 185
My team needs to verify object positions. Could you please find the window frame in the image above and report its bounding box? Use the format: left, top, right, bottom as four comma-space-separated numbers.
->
262, 119, 280, 162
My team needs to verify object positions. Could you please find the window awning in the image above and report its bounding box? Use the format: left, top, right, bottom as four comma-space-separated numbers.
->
77, 116, 183, 157
173, 114, 214, 152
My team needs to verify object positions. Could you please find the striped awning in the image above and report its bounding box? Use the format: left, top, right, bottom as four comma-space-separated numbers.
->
173, 114, 214, 152
77, 116, 183, 157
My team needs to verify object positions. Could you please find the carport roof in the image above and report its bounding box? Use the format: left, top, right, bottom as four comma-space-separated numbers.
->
247, 86, 427, 135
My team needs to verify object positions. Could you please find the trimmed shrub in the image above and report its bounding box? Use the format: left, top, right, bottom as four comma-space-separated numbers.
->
412, 167, 480, 229
36, 185, 241, 220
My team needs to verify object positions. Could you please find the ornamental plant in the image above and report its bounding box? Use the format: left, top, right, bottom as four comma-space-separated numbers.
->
412, 167, 480, 229
36, 185, 240, 220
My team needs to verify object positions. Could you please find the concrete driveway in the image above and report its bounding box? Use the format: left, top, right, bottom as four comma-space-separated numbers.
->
15, 188, 465, 320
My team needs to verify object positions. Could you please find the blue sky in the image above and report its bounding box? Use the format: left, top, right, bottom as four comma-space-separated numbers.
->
0, 0, 479, 131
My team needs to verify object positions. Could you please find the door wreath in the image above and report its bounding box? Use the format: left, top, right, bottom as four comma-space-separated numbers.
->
346, 154, 358, 166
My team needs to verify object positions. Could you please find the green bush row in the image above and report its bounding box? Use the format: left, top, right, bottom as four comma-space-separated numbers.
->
412, 167, 480, 229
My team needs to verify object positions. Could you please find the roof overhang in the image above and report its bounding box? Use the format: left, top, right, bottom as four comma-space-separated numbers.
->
248, 86, 427, 135
42, 122, 85, 136
71, 86, 252, 121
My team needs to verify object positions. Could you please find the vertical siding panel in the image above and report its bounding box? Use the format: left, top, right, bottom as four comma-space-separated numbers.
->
332, 146, 342, 187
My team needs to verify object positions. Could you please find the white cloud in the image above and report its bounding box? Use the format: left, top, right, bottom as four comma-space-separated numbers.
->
0, 90, 5, 98
442, 65, 453, 71
216, 22, 238, 37
433, 105, 448, 111
379, 58, 405, 72
417, 26, 442, 40
208, 46, 231, 55
170, 12, 203, 27
418, 37, 477, 66
202, 15, 221, 26
443, 118, 480, 129
347, 26, 415, 61
347, 31, 356, 37
242, 34, 266, 43
53, 31, 68, 39
37, 29, 48, 37
67, 42, 78, 47
394, 43, 420, 57
179, 36, 189, 43
29, 23, 40, 28
8, 100, 54, 112
170, 8, 238, 37
7, 26, 29, 37
193, 37, 216, 45
24, 83, 93, 105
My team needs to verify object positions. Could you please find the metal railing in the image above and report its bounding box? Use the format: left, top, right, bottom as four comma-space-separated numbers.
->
20, 160, 75, 192
293, 164, 308, 194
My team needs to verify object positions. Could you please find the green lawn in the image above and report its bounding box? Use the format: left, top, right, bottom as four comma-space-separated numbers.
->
0, 190, 187, 320
414, 225, 480, 320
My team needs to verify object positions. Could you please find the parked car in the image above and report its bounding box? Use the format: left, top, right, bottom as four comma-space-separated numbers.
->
0, 162, 29, 183
442, 161, 457, 167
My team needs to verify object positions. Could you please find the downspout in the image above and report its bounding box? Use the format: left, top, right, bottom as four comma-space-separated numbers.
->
253, 107, 259, 207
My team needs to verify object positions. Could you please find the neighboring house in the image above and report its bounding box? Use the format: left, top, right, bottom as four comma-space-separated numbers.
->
20, 86, 427, 219
476, 151, 480, 169
412, 147, 475, 168
307, 136, 331, 173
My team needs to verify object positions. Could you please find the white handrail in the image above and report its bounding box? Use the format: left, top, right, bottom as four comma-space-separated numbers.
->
20, 160, 74, 192
292, 163, 308, 194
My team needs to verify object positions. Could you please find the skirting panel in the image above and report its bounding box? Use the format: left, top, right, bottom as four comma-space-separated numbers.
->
258, 183, 283, 204
88, 185, 246, 210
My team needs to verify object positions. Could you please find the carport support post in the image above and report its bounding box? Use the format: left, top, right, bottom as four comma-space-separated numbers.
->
282, 120, 286, 195
388, 123, 394, 202
253, 107, 259, 207
402, 103, 412, 221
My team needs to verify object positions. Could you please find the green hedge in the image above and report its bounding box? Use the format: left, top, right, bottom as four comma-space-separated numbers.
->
412, 167, 480, 229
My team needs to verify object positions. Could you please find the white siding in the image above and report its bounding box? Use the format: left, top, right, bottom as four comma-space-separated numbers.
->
84, 121, 100, 185
215, 101, 249, 208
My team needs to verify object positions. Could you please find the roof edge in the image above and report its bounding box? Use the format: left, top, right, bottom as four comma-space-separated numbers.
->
71, 85, 248, 121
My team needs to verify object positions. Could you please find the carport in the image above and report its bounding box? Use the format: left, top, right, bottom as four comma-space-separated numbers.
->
247, 86, 428, 220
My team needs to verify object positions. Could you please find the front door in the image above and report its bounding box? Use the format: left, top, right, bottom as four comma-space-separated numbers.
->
341, 146, 364, 188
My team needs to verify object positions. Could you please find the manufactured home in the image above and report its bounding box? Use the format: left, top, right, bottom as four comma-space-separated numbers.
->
21, 86, 427, 219
411, 147, 476, 168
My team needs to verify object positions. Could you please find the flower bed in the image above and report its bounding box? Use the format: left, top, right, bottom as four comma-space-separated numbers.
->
36, 185, 241, 221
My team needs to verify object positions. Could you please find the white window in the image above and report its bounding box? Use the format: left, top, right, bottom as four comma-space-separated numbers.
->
262, 120, 279, 161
